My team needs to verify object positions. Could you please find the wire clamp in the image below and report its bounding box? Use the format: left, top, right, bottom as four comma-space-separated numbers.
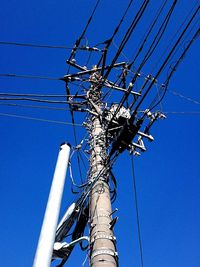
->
91, 249, 118, 259
91, 234, 116, 244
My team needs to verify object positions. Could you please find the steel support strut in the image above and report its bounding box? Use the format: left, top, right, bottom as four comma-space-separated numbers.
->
33, 143, 70, 267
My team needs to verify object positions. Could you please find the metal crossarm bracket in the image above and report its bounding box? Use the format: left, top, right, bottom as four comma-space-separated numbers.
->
63, 62, 126, 79
138, 131, 154, 141
132, 140, 146, 151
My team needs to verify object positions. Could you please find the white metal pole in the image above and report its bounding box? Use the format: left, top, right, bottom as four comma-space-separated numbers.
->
33, 142, 71, 267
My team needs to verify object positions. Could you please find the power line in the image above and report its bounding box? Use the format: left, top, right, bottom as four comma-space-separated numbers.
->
0, 41, 101, 52
103, 0, 150, 82
0, 73, 62, 81
131, 155, 144, 267
131, 0, 169, 65
97, 0, 135, 69
0, 92, 85, 98
148, 27, 200, 112
103, 0, 150, 130
136, 0, 178, 67
67, 0, 101, 64
0, 41, 75, 50
132, 5, 200, 118
0, 112, 83, 126
64, 2, 103, 185
105, 0, 177, 129
151, 1, 200, 72
0, 102, 72, 111
138, 110, 200, 115
0, 97, 86, 105
164, 27, 200, 84
170, 90, 200, 105
65, 0, 102, 187
111, 2, 198, 123
164, 111, 200, 115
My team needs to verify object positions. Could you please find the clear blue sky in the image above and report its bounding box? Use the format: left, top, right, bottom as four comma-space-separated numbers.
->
0, 1, 200, 267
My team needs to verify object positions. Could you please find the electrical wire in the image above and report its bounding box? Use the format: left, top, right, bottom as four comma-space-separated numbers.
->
0, 102, 71, 111
97, 0, 135, 68
155, 83, 164, 112
131, 0, 168, 65
148, 27, 200, 112
0, 97, 86, 105
67, 0, 101, 64
0, 73, 62, 81
134, 0, 178, 67
165, 27, 200, 85
0, 41, 101, 52
138, 110, 200, 115
65, 0, 102, 185
151, 0, 199, 72
0, 92, 86, 98
0, 41, 84, 50
116, 0, 177, 94
79, 150, 88, 170
164, 111, 200, 115
156, 18, 200, 78
67, 83, 84, 183
103, 0, 150, 129
131, 5, 200, 119
103, 0, 150, 82
107, 0, 172, 122
131, 155, 144, 267
77, 150, 84, 183
0, 112, 83, 126
69, 161, 88, 189
118, 0, 177, 100
170, 90, 200, 105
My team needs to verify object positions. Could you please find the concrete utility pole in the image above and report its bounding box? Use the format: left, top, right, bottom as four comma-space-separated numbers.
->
87, 70, 118, 267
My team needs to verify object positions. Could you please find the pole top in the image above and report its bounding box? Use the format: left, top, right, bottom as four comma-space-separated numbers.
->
60, 142, 71, 149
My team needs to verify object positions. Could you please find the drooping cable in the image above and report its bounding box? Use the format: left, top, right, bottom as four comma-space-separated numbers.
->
0, 112, 83, 126
131, 155, 144, 267
65, 83, 84, 183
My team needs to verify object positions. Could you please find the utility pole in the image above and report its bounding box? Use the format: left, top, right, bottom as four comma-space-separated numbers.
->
87, 70, 118, 267
29, 2, 199, 266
